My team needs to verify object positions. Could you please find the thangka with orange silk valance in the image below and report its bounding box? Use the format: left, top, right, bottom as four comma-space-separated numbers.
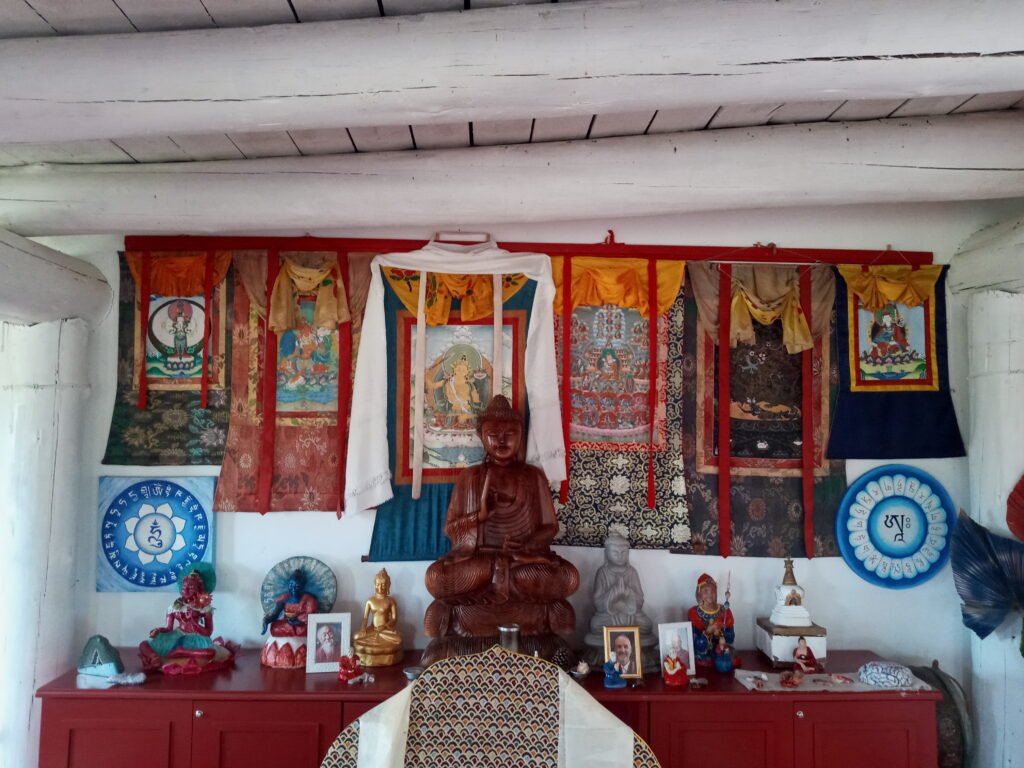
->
828, 265, 964, 459
214, 251, 358, 513
103, 253, 232, 465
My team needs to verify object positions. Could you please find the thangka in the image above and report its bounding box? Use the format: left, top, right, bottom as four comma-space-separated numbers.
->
214, 251, 353, 513
553, 292, 690, 548
103, 253, 232, 465
682, 286, 846, 558
97, 476, 215, 592
346, 242, 563, 562
828, 265, 964, 459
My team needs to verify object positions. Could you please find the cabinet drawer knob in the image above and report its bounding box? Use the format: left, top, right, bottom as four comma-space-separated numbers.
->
194, 709, 204, 718
795, 710, 805, 718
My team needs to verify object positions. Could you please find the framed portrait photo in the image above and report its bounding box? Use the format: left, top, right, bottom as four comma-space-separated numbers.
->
602, 625, 643, 680
658, 621, 696, 676
306, 612, 351, 674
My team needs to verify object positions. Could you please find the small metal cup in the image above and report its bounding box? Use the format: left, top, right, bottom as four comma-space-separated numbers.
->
497, 624, 520, 653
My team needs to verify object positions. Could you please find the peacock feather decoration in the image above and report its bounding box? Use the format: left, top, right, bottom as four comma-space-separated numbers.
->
950, 511, 1024, 657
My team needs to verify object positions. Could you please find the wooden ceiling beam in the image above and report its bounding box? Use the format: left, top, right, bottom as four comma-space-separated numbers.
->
0, 230, 111, 325
2, 112, 1022, 237
2, 0, 1023, 144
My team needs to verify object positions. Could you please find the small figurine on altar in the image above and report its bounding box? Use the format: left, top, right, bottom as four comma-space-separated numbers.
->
662, 633, 690, 687
688, 573, 735, 667
262, 569, 318, 637
583, 533, 658, 673
338, 648, 373, 685
139, 564, 236, 675
712, 635, 734, 674
260, 557, 338, 669
571, 659, 591, 682
793, 636, 820, 673
338, 648, 362, 682
603, 655, 627, 689
353, 568, 403, 667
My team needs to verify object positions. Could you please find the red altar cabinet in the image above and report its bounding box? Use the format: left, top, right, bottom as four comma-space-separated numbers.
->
37, 649, 939, 768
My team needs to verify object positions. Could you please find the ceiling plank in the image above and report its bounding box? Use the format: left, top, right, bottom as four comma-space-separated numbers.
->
589, 111, 655, 139
646, 107, 717, 134
3, 139, 132, 164
8, 0, 1024, 145
6, 112, 1023, 236
382, 0, 463, 14
23, 0, 136, 34
530, 115, 592, 143
288, 129, 356, 155
411, 123, 471, 149
114, 0, 215, 32
167, 134, 245, 161
708, 103, 784, 130
828, 99, 908, 121
889, 95, 974, 117
0, 2, 57, 38
472, 119, 533, 145
951, 91, 1024, 113
471, 0, 547, 6
768, 100, 845, 125
347, 126, 415, 152
227, 131, 300, 158
290, 0, 379, 21
110, 136, 191, 163
201, 0, 296, 26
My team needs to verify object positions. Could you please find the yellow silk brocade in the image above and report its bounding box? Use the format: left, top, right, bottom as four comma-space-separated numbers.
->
730, 285, 811, 355
382, 269, 529, 326
126, 251, 233, 297
551, 256, 685, 319
268, 257, 351, 332
837, 264, 942, 312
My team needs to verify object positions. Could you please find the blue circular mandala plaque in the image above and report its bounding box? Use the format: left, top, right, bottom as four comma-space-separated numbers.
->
98, 478, 213, 591
836, 465, 955, 589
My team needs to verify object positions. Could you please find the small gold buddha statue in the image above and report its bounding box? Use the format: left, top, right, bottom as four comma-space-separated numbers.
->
353, 569, 403, 667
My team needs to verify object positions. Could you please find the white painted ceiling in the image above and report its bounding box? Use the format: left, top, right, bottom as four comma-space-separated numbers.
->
0, 0, 1022, 166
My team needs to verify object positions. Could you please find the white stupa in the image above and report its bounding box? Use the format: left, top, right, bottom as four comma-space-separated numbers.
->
756, 558, 827, 667
769, 558, 812, 627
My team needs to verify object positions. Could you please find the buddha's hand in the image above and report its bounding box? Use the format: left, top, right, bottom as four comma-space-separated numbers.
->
149, 627, 169, 638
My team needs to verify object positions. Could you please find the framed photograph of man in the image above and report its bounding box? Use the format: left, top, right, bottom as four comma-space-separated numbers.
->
306, 612, 351, 674
602, 625, 642, 680
658, 621, 696, 676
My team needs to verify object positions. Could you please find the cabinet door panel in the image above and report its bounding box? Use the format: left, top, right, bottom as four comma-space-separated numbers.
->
40, 699, 192, 768
794, 701, 936, 768
649, 700, 792, 768
191, 700, 342, 768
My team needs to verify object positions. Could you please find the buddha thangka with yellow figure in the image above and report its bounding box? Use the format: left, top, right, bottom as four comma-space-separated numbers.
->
353, 568, 403, 667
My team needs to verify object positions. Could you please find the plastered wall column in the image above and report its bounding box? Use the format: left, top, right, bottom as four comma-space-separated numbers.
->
966, 290, 1024, 768
0, 319, 90, 768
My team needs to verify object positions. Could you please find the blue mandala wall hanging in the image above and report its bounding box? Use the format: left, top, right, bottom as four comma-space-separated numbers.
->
97, 476, 216, 592
836, 465, 955, 589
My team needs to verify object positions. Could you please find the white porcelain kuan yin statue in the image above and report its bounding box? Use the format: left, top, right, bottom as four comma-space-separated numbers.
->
769, 558, 812, 627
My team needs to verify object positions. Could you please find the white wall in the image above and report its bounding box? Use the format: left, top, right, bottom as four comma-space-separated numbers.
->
966, 290, 1024, 768
37, 198, 1024, 705
0, 319, 90, 768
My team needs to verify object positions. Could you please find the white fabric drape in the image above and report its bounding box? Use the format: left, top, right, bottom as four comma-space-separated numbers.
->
353, 669, 634, 768
345, 242, 565, 514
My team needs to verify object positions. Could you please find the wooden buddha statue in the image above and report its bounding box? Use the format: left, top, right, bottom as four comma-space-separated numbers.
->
422, 395, 580, 663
